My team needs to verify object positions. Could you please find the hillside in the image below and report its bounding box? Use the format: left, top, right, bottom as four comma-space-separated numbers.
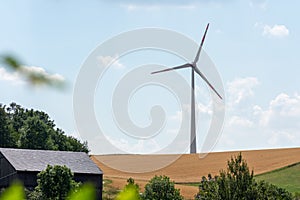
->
255, 162, 300, 194
92, 148, 300, 199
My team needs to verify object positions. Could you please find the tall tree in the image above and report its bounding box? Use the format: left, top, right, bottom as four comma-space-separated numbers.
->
217, 153, 256, 199
19, 116, 52, 150
0, 102, 89, 152
0, 106, 15, 147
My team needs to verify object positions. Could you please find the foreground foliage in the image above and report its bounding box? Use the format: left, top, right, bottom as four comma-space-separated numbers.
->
116, 178, 141, 200
0, 103, 88, 152
195, 153, 294, 200
0, 182, 25, 200
1, 181, 139, 200
0, 182, 94, 200
0, 54, 65, 87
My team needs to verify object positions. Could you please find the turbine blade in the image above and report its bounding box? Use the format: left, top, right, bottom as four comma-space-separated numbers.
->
151, 63, 191, 74
193, 23, 209, 64
194, 66, 223, 99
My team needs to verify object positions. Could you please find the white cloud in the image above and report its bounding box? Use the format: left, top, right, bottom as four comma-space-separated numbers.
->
170, 111, 182, 121
106, 136, 160, 154
122, 4, 161, 11
253, 105, 263, 115
97, 55, 125, 69
263, 24, 289, 38
165, 76, 300, 151
124, 4, 138, 11
228, 116, 254, 128
215, 77, 300, 150
267, 131, 298, 146
127, 4, 196, 11
97, 74, 300, 152
197, 102, 212, 116
21, 66, 65, 82
249, 0, 268, 10
227, 77, 259, 105
0, 67, 23, 84
259, 93, 300, 129
215, 29, 223, 34
0, 66, 65, 85
117, 0, 198, 11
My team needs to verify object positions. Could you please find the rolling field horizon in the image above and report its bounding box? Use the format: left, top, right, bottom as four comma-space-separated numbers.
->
92, 147, 300, 199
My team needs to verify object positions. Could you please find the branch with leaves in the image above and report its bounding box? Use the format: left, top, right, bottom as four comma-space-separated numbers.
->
0, 54, 65, 88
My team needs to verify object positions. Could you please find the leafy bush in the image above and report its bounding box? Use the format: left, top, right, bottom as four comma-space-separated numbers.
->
255, 180, 293, 200
102, 179, 119, 200
195, 153, 293, 200
294, 192, 300, 200
34, 165, 80, 200
142, 175, 183, 200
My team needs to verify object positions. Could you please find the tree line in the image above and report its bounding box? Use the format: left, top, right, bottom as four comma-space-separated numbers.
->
0, 102, 88, 153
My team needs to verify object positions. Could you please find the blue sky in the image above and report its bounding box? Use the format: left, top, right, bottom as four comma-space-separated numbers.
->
1, 0, 300, 154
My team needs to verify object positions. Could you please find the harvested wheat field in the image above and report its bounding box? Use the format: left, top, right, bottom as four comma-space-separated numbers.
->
92, 148, 300, 199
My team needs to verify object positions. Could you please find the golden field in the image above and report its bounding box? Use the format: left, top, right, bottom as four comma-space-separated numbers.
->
92, 148, 300, 199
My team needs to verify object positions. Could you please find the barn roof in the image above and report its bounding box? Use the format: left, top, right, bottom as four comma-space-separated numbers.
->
0, 148, 102, 175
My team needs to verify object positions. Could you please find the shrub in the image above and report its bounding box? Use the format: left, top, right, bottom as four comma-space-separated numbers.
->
195, 153, 293, 200
35, 165, 80, 200
142, 175, 183, 200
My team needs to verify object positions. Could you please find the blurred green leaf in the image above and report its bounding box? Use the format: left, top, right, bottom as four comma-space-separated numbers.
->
1, 55, 21, 70
67, 183, 96, 200
0, 182, 25, 200
27, 71, 65, 88
116, 184, 140, 200
0, 54, 65, 88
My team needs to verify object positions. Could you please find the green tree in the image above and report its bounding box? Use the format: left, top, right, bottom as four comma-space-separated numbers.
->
65, 136, 89, 153
195, 153, 293, 200
35, 165, 80, 200
218, 153, 255, 199
142, 175, 183, 200
6, 102, 26, 143
0, 105, 15, 147
195, 174, 220, 200
19, 116, 52, 150
0, 102, 89, 152
255, 181, 293, 200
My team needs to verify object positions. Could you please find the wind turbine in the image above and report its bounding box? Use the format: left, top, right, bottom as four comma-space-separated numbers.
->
151, 23, 222, 154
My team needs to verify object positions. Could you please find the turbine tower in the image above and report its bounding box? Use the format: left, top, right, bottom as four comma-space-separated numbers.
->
151, 23, 222, 154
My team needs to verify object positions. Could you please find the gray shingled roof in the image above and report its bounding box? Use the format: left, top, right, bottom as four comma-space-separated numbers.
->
0, 148, 102, 174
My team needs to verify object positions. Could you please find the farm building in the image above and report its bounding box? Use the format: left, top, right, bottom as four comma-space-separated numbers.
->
0, 148, 103, 199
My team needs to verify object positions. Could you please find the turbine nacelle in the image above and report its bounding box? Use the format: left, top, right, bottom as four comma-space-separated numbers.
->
151, 23, 221, 100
